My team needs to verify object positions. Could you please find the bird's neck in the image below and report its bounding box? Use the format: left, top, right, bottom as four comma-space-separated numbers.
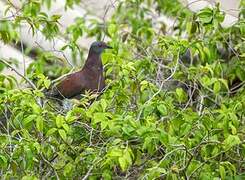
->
84, 50, 103, 70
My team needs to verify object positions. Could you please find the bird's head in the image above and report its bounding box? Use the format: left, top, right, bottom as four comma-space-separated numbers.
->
89, 41, 112, 55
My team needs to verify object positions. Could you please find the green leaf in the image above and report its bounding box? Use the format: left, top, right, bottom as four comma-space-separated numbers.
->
219, 79, 229, 90
223, 135, 241, 150
63, 162, 74, 177
140, 80, 149, 91
62, 123, 70, 132
143, 104, 155, 117
58, 129, 67, 141
108, 148, 122, 157
46, 128, 57, 136
23, 115, 36, 127
200, 75, 212, 87
197, 8, 213, 24
124, 148, 133, 166
236, 67, 245, 81
143, 137, 154, 153
229, 122, 237, 135
21, 175, 38, 180
0, 154, 8, 168
213, 81, 221, 94
219, 165, 226, 179
51, 14, 62, 21
118, 157, 127, 171
43, 78, 51, 88
65, 111, 77, 123
36, 116, 43, 132
203, 47, 211, 60
56, 115, 64, 128
0, 62, 5, 71
102, 169, 112, 179
108, 23, 117, 37
157, 104, 168, 116
147, 167, 167, 178
101, 120, 108, 130
93, 112, 108, 124
100, 99, 107, 112
175, 88, 187, 103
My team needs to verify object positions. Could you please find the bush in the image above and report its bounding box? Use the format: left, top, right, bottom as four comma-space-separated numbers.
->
0, 0, 244, 179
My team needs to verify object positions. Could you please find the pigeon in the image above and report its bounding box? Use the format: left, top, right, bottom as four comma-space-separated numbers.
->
47, 41, 112, 99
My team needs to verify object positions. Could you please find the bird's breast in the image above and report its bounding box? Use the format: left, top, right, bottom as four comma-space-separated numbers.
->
82, 68, 105, 92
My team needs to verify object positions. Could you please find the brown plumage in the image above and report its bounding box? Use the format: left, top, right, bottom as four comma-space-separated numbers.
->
48, 41, 112, 99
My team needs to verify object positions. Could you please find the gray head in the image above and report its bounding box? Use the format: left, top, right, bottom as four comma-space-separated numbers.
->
89, 41, 112, 55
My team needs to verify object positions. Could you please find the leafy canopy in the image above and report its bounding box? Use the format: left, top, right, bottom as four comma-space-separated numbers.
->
0, 0, 245, 179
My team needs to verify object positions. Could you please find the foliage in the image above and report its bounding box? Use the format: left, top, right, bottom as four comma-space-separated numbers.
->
0, 0, 245, 179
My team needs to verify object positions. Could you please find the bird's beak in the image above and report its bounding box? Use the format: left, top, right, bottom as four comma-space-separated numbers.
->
105, 45, 113, 49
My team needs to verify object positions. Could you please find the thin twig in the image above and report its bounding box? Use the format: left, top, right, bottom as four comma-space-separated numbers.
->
39, 153, 60, 180
0, 58, 37, 89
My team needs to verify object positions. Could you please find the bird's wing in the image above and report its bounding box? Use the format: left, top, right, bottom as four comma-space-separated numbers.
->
55, 72, 85, 98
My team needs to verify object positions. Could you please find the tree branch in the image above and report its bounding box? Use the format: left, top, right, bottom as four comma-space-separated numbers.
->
0, 58, 37, 89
